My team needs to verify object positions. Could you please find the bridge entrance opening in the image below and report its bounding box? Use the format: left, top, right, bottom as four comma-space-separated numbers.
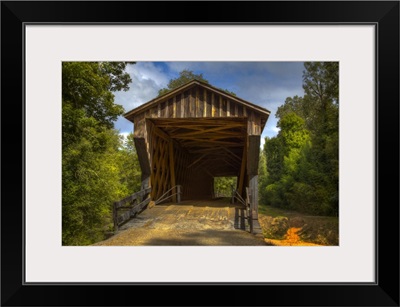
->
147, 117, 247, 201
123, 80, 270, 233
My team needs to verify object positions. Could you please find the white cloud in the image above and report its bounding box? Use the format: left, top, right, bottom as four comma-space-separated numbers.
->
114, 62, 170, 112
260, 136, 265, 149
119, 131, 130, 141
114, 62, 172, 133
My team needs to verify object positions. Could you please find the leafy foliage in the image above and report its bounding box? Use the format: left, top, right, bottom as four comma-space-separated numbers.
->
158, 69, 209, 96
62, 62, 132, 128
260, 62, 339, 216
214, 177, 237, 197
118, 133, 142, 193
62, 62, 141, 245
158, 69, 237, 97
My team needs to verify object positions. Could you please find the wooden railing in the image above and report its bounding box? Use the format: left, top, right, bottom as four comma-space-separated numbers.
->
113, 187, 151, 231
154, 185, 182, 205
231, 186, 253, 233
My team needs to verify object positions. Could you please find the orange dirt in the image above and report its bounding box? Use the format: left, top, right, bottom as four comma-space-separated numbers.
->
265, 227, 322, 246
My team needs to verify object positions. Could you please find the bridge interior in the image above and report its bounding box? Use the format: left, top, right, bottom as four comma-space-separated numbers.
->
149, 117, 247, 201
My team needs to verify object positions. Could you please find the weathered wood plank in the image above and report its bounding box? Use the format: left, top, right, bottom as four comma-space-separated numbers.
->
247, 135, 261, 175
248, 110, 255, 135
133, 113, 145, 137
190, 89, 196, 117
203, 89, 207, 117
211, 92, 216, 117
237, 140, 247, 196
206, 90, 212, 117
173, 96, 177, 118
238, 105, 243, 117
254, 113, 261, 135
134, 137, 151, 178
197, 87, 203, 118
221, 98, 227, 117
249, 175, 258, 218
176, 94, 181, 118
169, 141, 177, 202
219, 95, 222, 117
180, 93, 185, 118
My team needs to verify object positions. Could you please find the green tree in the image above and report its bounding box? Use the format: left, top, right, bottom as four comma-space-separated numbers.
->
62, 116, 124, 245
262, 62, 338, 216
214, 177, 237, 197
158, 69, 209, 96
264, 113, 310, 209
263, 136, 284, 183
258, 149, 268, 204
62, 62, 133, 128
62, 61, 136, 245
158, 69, 236, 97
118, 133, 142, 194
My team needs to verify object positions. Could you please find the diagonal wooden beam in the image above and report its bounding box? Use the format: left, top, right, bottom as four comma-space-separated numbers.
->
187, 153, 207, 168
221, 146, 242, 161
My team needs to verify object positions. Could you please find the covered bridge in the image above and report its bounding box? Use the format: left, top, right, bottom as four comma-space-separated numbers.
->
124, 80, 270, 233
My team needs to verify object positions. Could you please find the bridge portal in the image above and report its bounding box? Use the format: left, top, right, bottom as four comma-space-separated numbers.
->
124, 80, 270, 233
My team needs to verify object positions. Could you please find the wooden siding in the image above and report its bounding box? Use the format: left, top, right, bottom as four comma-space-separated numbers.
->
131, 84, 266, 138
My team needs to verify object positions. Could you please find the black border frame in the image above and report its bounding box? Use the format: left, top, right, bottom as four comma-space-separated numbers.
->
1, 1, 399, 306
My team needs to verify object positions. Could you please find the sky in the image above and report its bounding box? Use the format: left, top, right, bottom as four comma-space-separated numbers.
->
114, 62, 305, 147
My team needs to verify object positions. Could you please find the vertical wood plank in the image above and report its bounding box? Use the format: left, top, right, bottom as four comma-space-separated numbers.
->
247, 111, 255, 135
238, 140, 247, 196
254, 114, 261, 135
206, 91, 212, 117
227, 100, 230, 117
203, 89, 207, 117
169, 141, 177, 202
211, 92, 216, 117
181, 92, 185, 118
221, 98, 227, 117
238, 105, 243, 117
173, 96, 177, 118
195, 87, 199, 117
219, 95, 222, 117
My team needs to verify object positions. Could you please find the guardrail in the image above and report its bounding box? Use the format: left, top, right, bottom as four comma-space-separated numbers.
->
154, 185, 182, 205
113, 187, 151, 231
231, 186, 253, 233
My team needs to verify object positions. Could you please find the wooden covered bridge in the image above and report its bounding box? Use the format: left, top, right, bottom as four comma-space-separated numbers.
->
116, 80, 270, 234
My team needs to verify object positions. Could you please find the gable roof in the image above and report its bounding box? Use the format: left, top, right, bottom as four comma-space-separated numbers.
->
124, 79, 270, 121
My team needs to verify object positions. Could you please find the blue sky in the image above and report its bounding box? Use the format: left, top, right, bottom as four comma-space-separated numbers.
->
114, 62, 305, 146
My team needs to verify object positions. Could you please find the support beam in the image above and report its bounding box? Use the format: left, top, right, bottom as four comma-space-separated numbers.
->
246, 135, 261, 234
249, 174, 262, 234
187, 153, 207, 168
237, 142, 247, 196
134, 137, 151, 190
247, 135, 261, 175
